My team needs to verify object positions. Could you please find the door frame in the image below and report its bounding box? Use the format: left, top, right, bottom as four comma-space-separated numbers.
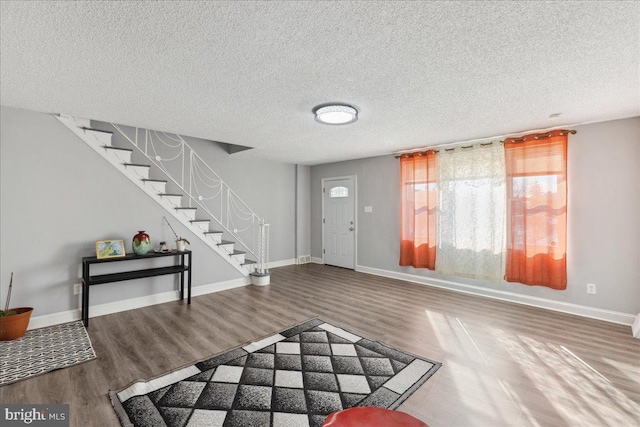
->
321, 175, 358, 268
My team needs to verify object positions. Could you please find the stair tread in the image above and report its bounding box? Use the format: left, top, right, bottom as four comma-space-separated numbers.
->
242, 259, 257, 265
190, 219, 209, 223
142, 179, 167, 183
231, 250, 246, 255
159, 193, 183, 197
218, 240, 234, 245
175, 207, 197, 210
80, 126, 113, 134
204, 231, 223, 234
103, 146, 132, 152
124, 163, 151, 168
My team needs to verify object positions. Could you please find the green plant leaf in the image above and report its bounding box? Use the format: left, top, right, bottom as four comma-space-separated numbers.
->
1, 310, 18, 317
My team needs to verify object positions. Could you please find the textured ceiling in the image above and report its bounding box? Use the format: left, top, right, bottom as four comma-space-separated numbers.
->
1, 1, 639, 165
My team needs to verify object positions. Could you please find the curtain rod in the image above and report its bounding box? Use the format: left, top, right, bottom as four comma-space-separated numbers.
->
394, 129, 576, 158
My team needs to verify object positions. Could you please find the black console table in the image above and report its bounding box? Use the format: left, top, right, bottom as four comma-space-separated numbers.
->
81, 250, 192, 327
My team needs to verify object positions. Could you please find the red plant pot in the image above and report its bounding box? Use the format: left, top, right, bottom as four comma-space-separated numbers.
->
0, 307, 33, 341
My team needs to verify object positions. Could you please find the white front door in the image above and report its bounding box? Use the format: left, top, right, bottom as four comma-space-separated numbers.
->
323, 177, 355, 269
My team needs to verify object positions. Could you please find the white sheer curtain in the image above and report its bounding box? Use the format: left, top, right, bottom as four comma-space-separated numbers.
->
436, 144, 506, 282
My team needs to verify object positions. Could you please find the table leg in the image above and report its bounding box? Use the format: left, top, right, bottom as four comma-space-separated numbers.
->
82, 262, 89, 327
84, 282, 90, 328
180, 254, 185, 300
187, 252, 192, 304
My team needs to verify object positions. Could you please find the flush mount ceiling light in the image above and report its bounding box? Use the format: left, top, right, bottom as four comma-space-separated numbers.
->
314, 104, 358, 125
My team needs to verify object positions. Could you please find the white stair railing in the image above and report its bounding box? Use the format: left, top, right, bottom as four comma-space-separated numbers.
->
255, 222, 270, 275
111, 124, 264, 262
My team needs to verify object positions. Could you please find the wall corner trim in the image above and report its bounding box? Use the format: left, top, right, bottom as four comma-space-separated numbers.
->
632, 313, 640, 339
355, 264, 637, 328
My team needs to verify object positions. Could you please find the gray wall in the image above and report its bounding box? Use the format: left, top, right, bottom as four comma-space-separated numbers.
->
311, 117, 640, 314
0, 106, 296, 316
296, 165, 311, 257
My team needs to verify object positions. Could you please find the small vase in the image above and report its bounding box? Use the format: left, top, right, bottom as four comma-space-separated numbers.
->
132, 230, 151, 255
176, 240, 186, 252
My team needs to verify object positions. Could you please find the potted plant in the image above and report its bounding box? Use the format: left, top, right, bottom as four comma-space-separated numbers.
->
163, 216, 190, 251
176, 237, 190, 252
0, 273, 33, 341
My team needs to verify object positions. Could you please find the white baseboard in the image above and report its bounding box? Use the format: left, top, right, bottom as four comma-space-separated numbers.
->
28, 310, 82, 330
29, 257, 299, 330
191, 277, 251, 297
28, 277, 251, 330
311, 257, 324, 264
268, 258, 297, 269
632, 314, 640, 339
355, 264, 637, 327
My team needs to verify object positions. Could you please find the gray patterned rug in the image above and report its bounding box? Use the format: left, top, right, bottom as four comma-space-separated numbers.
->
0, 320, 96, 386
110, 318, 441, 427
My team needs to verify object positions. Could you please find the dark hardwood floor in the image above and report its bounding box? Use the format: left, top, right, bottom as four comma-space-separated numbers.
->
1, 264, 639, 426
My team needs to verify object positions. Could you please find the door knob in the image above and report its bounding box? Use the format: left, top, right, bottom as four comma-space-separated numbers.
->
349, 227, 354, 231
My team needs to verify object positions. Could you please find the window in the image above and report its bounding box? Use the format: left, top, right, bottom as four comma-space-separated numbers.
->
330, 186, 348, 198
435, 144, 505, 282
504, 131, 568, 289
399, 152, 438, 269
399, 130, 570, 290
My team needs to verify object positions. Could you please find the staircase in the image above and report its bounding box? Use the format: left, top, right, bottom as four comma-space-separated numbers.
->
56, 115, 270, 284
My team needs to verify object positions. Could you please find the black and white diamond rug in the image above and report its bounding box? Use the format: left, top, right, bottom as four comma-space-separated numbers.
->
110, 318, 441, 427
0, 320, 96, 386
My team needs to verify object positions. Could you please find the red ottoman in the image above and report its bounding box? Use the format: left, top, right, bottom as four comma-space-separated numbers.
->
322, 407, 429, 427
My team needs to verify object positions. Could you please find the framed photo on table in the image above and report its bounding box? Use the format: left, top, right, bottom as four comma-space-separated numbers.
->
95, 239, 126, 259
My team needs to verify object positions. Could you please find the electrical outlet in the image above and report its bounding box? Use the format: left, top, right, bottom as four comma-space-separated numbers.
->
73, 283, 82, 295
587, 283, 596, 295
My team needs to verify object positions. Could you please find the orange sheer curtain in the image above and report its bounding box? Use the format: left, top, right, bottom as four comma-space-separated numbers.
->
400, 151, 437, 269
504, 130, 568, 289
